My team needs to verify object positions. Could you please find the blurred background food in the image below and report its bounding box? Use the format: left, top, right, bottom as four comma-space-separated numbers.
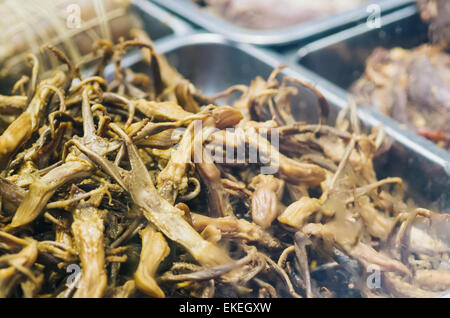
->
193, 0, 367, 30
417, 0, 450, 50
350, 0, 450, 150
0, 0, 141, 87
351, 45, 450, 150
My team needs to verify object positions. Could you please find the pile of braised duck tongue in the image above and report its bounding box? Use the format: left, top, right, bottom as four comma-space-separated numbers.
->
0, 30, 449, 298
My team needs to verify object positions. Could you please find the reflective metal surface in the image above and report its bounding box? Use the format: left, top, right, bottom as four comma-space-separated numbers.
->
296, 6, 427, 89
151, 0, 415, 46
132, 0, 192, 40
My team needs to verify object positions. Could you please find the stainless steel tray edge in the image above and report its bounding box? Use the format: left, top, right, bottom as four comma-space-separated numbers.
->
295, 6, 418, 61
151, 0, 416, 46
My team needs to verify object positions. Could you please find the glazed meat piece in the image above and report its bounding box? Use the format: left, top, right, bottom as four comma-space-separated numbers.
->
197, 0, 365, 30
418, 0, 450, 50
351, 45, 450, 149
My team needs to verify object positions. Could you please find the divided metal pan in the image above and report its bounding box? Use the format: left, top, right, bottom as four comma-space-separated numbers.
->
293, 5, 450, 202
118, 32, 449, 213
295, 5, 427, 90
151, 0, 415, 46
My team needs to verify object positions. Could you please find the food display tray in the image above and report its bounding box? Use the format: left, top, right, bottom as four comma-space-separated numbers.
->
295, 5, 427, 90
151, 0, 415, 46
293, 5, 450, 194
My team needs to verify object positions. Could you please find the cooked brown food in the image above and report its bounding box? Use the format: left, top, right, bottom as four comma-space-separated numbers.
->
0, 29, 449, 298
351, 45, 450, 150
194, 0, 366, 30
418, 0, 450, 51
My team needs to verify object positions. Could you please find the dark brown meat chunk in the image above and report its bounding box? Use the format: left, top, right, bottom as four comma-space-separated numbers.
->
418, 0, 450, 51
351, 45, 450, 149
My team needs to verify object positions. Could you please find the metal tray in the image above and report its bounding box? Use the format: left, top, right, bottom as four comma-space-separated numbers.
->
293, 5, 450, 190
117, 32, 450, 214
132, 0, 192, 40
295, 5, 427, 90
151, 0, 415, 46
